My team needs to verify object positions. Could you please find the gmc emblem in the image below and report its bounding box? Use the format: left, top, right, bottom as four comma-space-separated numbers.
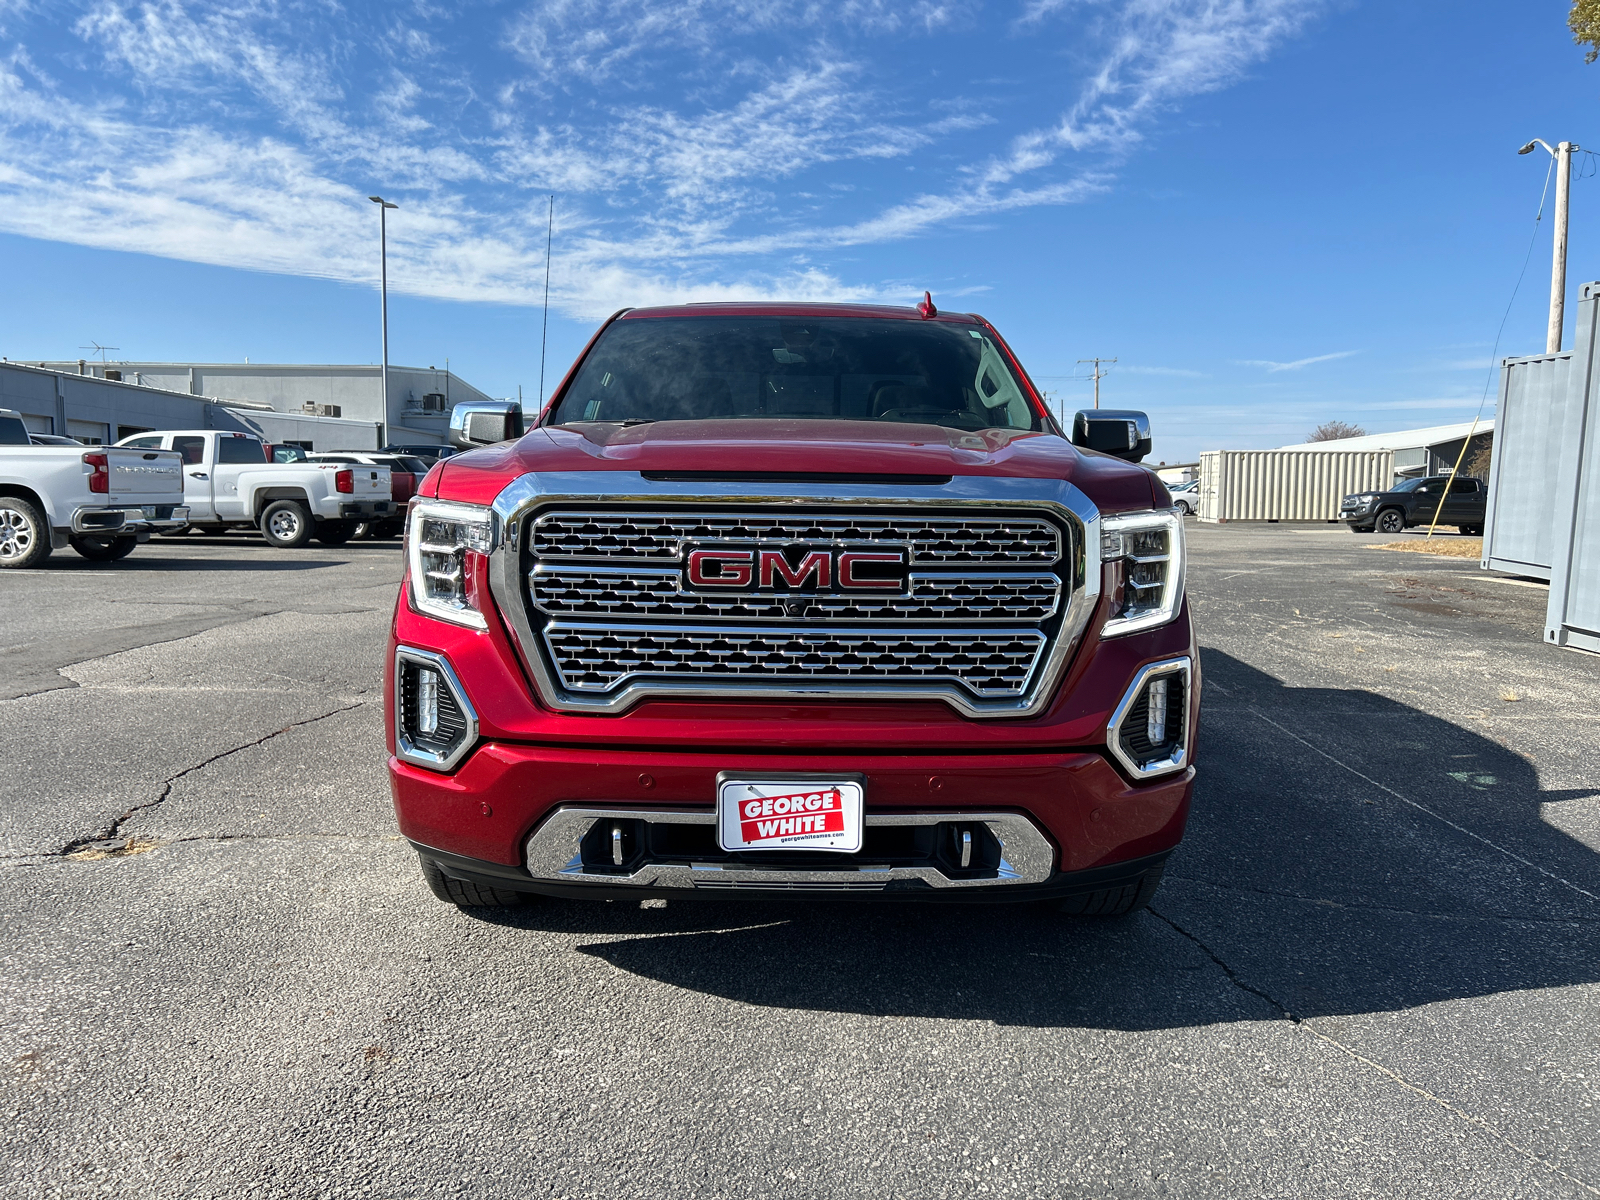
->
685, 545, 906, 592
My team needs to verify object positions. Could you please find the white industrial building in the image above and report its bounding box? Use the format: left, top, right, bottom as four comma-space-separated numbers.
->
1, 361, 431, 451
14, 359, 496, 446
1277, 419, 1494, 480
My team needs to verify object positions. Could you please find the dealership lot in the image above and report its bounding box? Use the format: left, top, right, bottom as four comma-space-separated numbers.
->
3, 525, 1599, 1198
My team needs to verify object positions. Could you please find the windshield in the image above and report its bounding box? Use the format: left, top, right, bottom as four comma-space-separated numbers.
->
548, 316, 1043, 432
1391, 478, 1425, 493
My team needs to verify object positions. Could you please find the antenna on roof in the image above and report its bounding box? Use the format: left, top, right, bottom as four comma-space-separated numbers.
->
538, 195, 554, 409
79, 342, 119, 363
916, 291, 937, 319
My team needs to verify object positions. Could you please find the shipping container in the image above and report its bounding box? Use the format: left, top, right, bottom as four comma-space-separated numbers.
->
1481, 350, 1574, 581
1541, 282, 1600, 653
1197, 449, 1394, 523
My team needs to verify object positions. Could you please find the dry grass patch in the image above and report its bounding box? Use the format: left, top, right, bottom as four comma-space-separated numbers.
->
1367, 538, 1483, 558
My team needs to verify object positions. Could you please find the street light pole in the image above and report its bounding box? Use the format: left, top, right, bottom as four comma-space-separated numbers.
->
1519, 139, 1578, 354
368, 196, 399, 427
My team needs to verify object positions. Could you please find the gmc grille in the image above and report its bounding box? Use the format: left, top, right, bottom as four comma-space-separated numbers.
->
503, 501, 1085, 716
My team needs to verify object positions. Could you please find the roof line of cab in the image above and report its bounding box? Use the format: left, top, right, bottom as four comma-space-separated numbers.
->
618, 301, 982, 323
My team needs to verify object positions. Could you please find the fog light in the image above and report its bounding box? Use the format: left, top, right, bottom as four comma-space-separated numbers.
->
418, 669, 440, 735
1146, 677, 1168, 744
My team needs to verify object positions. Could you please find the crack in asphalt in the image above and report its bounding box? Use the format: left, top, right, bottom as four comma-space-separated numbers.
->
1149, 908, 1600, 1196
44, 704, 367, 860
1247, 706, 1600, 905
1168, 874, 1600, 925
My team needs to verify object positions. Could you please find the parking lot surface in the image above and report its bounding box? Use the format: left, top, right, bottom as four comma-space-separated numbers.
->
4, 523, 1599, 1198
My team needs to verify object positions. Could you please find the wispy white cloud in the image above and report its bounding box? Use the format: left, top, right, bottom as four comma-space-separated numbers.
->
1121, 364, 1208, 377
0, 0, 1326, 318
1236, 350, 1360, 372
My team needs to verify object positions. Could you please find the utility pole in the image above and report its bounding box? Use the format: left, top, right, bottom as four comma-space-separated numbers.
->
1519, 139, 1578, 353
368, 196, 399, 422
1076, 357, 1117, 409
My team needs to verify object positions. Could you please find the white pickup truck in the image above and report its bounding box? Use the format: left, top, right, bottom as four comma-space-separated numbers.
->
0, 408, 189, 568
114, 430, 394, 547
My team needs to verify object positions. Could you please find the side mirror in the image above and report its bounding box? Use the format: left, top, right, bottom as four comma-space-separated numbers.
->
448, 400, 524, 449
1071, 409, 1151, 463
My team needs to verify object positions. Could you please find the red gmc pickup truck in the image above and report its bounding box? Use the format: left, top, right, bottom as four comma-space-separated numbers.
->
386, 301, 1196, 916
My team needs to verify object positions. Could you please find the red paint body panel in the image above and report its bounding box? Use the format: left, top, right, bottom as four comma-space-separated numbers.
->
390, 743, 1191, 873
388, 302, 1198, 885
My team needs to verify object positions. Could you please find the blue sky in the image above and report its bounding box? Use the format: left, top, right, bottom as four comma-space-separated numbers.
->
0, 0, 1591, 463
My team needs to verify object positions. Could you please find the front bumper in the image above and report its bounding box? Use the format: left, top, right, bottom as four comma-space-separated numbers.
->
389, 742, 1193, 900
70, 504, 191, 534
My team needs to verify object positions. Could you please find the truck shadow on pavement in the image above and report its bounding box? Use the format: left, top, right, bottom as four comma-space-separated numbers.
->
476, 649, 1600, 1031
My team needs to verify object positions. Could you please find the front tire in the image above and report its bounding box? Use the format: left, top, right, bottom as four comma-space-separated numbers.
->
1375, 508, 1406, 535
1175, 500, 1192, 516
1057, 862, 1166, 917
69, 534, 137, 562
259, 500, 314, 548
0, 496, 51, 569
420, 857, 529, 908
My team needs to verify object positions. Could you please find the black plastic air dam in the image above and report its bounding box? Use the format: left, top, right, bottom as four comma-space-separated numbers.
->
411, 840, 1172, 906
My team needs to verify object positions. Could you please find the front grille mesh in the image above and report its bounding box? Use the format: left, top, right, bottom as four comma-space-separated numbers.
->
544, 624, 1048, 697
531, 567, 1060, 622
520, 504, 1073, 708
533, 511, 1060, 564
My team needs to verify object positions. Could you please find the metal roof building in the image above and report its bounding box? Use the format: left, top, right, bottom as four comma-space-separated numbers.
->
11, 359, 496, 446
1276, 419, 1494, 479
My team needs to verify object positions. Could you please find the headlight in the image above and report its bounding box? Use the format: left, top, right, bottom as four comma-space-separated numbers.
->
406, 498, 496, 629
1099, 508, 1186, 638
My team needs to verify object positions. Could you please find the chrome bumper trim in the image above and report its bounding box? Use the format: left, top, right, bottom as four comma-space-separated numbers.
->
522, 806, 1056, 890
71, 505, 191, 534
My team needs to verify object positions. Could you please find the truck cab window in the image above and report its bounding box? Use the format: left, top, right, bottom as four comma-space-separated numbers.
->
216, 438, 268, 464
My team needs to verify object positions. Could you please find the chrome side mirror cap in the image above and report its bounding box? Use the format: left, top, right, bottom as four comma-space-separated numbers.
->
448, 400, 524, 448
1071, 409, 1151, 463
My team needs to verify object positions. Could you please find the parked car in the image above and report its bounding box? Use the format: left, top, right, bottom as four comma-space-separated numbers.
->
1340, 474, 1486, 535
381, 444, 456, 466
306, 451, 427, 537
1168, 479, 1198, 515
114, 430, 392, 547
0, 407, 187, 567
389, 301, 1195, 917
270, 444, 309, 463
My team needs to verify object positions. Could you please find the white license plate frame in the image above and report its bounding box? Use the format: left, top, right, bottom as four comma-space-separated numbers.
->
715, 773, 866, 854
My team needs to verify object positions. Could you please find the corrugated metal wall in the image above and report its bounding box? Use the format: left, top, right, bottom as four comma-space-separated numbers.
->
1482, 351, 1573, 580
1543, 281, 1600, 652
1198, 450, 1394, 522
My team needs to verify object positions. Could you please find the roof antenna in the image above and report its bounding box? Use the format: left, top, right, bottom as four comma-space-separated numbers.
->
538, 195, 554, 409
916, 291, 937, 319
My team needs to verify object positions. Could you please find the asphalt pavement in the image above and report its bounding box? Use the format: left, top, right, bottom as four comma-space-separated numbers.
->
3, 522, 1598, 1199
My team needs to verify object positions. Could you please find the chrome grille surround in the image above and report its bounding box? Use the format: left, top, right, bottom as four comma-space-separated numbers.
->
487, 472, 1101, 718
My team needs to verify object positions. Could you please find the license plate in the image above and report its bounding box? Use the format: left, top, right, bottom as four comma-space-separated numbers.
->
716, 775, 865, 853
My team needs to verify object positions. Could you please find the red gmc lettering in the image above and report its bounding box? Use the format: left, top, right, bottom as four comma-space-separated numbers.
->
759, 549, 832, 589
837, 551, 902, 590
687, 548, 753, 588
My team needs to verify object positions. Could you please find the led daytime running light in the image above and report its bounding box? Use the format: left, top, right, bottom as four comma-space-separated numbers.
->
407, 499, 496, 629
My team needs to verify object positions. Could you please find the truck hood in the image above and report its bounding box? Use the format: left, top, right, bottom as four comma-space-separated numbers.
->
427, 419, 1164, 512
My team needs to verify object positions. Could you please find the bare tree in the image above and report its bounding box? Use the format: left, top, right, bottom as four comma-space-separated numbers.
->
1306, 421, 1367, 443
1573, 0, 1600, 62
